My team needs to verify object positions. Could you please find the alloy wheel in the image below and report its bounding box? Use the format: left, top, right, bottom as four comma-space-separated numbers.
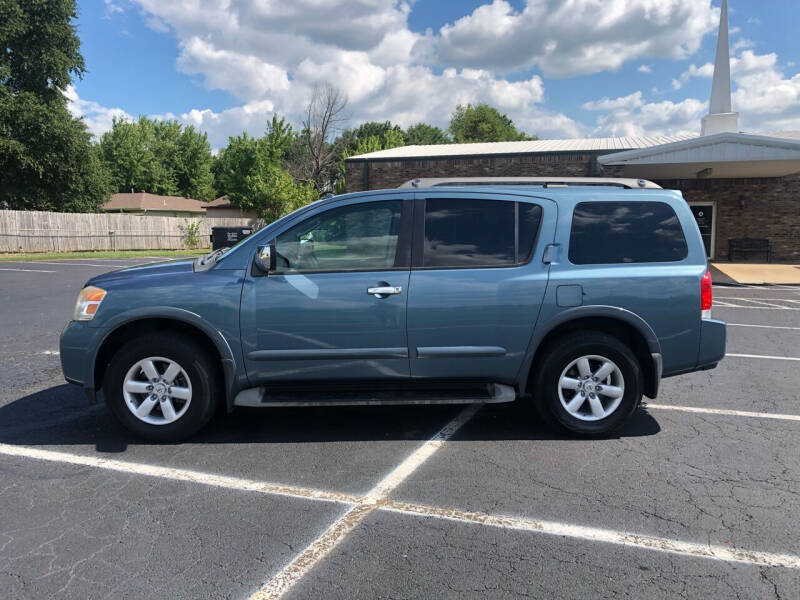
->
122, 356, 192, 425
557, 354, 625, 421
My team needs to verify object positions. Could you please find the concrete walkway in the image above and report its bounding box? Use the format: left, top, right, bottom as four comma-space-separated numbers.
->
711, 262, 800, 285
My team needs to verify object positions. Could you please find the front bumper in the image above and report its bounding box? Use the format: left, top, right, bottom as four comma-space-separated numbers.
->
60, 320, 105, 403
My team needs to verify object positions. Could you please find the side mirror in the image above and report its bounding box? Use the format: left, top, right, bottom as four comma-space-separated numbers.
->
254, 244, 274, 274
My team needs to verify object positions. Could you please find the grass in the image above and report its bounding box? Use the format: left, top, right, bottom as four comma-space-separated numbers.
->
0, 249, 209, 262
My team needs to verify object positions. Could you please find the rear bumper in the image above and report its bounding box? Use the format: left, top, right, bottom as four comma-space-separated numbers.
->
697, 318, 727, 370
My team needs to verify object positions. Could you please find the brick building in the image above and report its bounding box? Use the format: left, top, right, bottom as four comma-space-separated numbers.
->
345, 0, 800, 262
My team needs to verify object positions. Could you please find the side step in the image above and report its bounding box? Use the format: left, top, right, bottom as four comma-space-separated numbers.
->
233, 383, 517, 407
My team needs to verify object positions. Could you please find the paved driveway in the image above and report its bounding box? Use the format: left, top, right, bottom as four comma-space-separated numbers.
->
1, 258, 798, 599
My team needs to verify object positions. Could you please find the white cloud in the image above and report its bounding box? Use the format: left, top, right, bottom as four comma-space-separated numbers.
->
124, 0, 580, 143
169, 69, 577, 148
672, 50, 783, 90
415, 0, 719, 77
672, 62, 714, 89
84, 0, 800, 146
64, 86, 133, 138
177, 37, 290, 102
582, 91, 706, 137
160, 100, 279, 148
145, 15, 170, 33
103, 0, 124, 19
732, 53, 800, 132
583, 49, 800, 136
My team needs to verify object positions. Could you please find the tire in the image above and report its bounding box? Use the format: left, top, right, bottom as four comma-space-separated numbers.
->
533, 331, 642, 436
104, 333, 219, 441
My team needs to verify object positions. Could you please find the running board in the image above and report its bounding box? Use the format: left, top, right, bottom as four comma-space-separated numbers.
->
233, 383, 517, 407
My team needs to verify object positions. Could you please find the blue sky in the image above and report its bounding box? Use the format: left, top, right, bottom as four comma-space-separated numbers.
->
69, 1, 800, 147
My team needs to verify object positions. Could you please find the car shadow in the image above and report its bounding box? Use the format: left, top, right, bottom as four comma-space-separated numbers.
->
0, 384, 661, 453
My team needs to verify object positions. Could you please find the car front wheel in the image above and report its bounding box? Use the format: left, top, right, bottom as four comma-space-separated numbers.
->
104, 334, 218, 441
534, 331, 642, 436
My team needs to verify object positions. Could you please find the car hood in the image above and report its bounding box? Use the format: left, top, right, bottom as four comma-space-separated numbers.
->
86, 259, 195, 286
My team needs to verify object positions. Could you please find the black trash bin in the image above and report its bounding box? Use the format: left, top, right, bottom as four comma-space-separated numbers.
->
210, 226, 253, 250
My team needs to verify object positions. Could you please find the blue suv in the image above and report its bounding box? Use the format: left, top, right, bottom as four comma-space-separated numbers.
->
60, 178, 726, 441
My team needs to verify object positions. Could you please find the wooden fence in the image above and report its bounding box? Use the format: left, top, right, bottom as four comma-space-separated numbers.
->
0, 210, 258, 253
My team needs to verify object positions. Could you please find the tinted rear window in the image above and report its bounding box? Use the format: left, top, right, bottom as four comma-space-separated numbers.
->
423, 199, 542, 268
569, 201, 688, 264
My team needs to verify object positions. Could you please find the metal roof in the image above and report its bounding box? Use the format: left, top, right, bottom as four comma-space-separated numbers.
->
346, 135, 696, 161
598, 132, 800, 165
104, 193, 207, 213
753, 131, 800, 140
596, 132, 800, 179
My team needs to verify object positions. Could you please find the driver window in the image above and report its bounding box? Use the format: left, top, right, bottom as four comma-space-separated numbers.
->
275, 200, 403, 272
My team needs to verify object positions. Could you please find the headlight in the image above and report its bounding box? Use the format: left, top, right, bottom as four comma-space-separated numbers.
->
73, 286, 107, 321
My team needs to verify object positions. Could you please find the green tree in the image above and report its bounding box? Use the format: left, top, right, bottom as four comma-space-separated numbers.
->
99, 117, 173, 196
0, 0, 111, 211
99, 116, 215, 201
448, 103, 536, 143
338, 120, 405, 156
404, 123, 450, 145
172, 124, 215, 201
215, 131, 316, 224
264, 114, 296, 162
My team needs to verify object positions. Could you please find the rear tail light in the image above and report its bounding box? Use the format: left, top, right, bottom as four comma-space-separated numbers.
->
700, 269, 712, 319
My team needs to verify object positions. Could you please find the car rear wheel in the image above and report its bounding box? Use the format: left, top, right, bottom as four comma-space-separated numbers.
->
104, 334, 218, 441
534, 331, 642, 436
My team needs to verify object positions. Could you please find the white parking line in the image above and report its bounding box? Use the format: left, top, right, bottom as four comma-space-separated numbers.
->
2, 396, 799, 587
0, 267, 56, 273
383, 501, 800, 569
0, 443, 360, 504
249, 404, 482, 600
721, 298, 795, 308
647, 404, 800, 422
715, 304, 800, 310
9, 261, 145, 268
715, 284, 800, 291
727, 352, 800, 361
716, 297, 800, 303
727, 323, 800, 331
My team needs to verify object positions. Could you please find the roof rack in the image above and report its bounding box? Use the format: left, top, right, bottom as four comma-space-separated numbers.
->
398, 177, 661, 190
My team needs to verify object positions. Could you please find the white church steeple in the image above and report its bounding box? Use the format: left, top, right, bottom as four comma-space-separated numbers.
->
701, 0, 739, 135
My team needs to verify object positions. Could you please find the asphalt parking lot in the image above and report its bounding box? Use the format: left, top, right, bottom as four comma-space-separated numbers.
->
1, 258, 799, 599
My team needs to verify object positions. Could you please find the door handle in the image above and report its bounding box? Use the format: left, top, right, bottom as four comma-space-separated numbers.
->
367, 286, 403, 297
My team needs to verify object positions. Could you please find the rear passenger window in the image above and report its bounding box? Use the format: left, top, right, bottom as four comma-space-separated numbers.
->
422, 199, 541, 268
569, 201, 688, 264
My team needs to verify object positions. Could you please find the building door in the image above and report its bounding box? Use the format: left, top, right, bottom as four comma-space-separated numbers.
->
689, 203, 715, 259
